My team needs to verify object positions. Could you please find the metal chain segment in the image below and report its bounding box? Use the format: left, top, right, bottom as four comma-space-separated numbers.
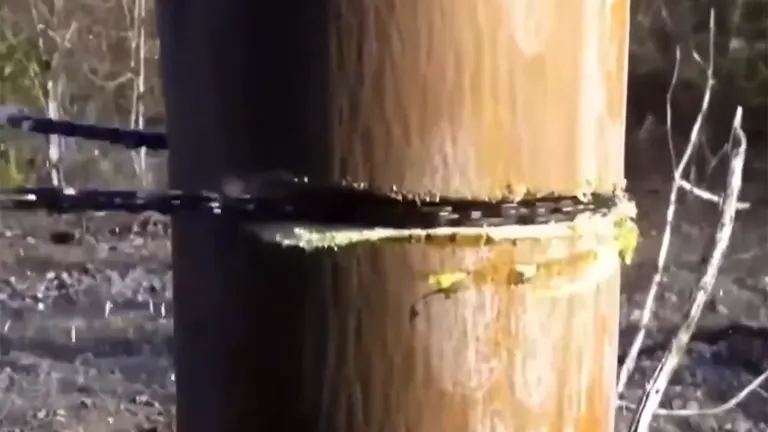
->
0, 183, 619, 229
1, 107, 167, 150
0, 108, 622, 228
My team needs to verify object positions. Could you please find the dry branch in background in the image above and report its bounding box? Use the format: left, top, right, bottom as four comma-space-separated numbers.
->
678, 179, 756, 210
1, 0, 164, 189
27, 0, 79, 187
123, 0, 150, 187
627, 105, 747, 432
664, 45, 681, 170
616, 9, 717, 395
619, 364, 768, 417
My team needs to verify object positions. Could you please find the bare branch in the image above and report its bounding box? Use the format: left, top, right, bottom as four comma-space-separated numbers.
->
619, 365, 768, 417
40, 20, 78, 47
678, 179, 755, 210
82, 67, 134, 89
617, 9, 718, 395
665, 45, 681, 170
628, 105, 746, 431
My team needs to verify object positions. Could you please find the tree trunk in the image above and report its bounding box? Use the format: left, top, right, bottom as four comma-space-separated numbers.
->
156, 0, 631, 430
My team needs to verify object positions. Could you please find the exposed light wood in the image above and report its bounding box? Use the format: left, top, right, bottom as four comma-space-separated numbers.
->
331, 0, 630, 198
158, 0, 630, 430
303, 241, 621, 431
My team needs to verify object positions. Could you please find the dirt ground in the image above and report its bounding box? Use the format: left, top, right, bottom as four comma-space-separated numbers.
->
0, 211, 174, 431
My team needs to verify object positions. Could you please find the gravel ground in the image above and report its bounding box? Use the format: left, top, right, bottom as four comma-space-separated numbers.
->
0, 211, 174, 431
0, 172, 764, 431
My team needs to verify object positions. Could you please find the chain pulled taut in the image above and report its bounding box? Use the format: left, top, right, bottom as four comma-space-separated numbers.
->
0, 107, 621, 228
0, 178, 619, 229
0, 106, 167, 150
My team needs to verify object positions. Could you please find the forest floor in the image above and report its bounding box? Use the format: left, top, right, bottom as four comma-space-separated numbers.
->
0, 210, 174, 431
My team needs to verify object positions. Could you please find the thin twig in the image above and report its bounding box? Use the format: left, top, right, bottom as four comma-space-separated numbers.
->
665, 46, 682, 170
678, 179, 753, 210
618, 365, 768, 417
628, 106, 746, 431
616, 9, 718, 395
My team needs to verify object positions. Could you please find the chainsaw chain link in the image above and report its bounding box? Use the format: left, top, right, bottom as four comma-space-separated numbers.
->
2, 109, 167, 150
1, 112, 621, 228
0, 177, 618, 229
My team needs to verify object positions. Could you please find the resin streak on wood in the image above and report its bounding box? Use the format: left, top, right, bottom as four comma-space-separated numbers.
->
304, 241, 621, 431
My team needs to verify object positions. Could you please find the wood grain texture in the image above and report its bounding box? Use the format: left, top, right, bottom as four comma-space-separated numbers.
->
330, 0, 630, 198
314, 3, 629, 427
303, 242, 621, 431
159, 0, 629, 431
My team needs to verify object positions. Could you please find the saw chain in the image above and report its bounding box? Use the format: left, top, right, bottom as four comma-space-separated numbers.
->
0, 110, 626, 229
0, 173, 621, 229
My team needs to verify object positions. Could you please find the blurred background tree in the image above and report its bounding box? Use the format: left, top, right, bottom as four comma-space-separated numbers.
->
0, 25, 49, 187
